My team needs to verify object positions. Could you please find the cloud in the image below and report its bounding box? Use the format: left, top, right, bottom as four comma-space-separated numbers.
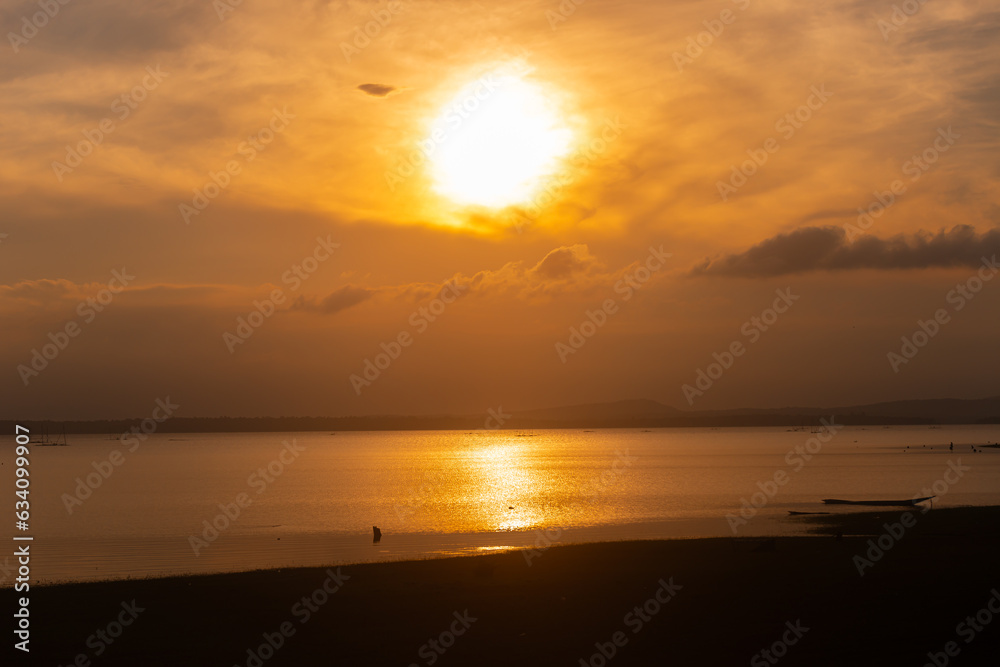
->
289, 245, 615, 314
357, 83, 397, 97
0, 278, 78, 300
0, 278, 298, 312
530, 244, 600, 280
0, 244, 627, 321
293, 285, 375, 315
692, 225, 1000, 277
0, 0, 212, 82
444, 243, 668, 303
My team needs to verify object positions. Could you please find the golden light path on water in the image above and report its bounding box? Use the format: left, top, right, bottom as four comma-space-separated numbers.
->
459, 438, 548, 531
24, 428, 1000, 582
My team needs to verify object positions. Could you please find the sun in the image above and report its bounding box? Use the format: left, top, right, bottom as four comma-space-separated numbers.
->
427, 67, 574, 209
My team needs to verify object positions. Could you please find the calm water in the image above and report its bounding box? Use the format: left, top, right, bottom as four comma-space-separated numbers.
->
5, 426, 1000, 584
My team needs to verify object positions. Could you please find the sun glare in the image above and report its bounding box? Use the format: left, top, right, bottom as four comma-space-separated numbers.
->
428, 68, 573, 209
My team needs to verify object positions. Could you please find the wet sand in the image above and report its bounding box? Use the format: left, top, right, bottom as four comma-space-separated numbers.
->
6, 506, 1000, 666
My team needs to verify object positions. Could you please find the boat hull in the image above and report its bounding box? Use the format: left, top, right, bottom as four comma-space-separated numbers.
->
821, 496, 935, 507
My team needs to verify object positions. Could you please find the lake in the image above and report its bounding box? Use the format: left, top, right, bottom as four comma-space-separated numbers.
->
7, 425, 1000, 584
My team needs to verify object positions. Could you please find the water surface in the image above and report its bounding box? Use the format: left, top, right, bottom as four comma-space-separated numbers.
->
8, 425, 999, 583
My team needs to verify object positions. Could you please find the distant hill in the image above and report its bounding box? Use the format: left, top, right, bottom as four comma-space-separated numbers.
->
514, 399, 683, 424
831, 397, 1000, 421
694, 397, 1000, 424
3, 396, 999, 434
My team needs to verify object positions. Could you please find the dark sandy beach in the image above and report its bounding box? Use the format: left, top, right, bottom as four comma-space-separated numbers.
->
7, 507, 1000, 666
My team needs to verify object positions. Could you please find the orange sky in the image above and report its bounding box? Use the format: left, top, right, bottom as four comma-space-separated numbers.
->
2, 0, 999, 419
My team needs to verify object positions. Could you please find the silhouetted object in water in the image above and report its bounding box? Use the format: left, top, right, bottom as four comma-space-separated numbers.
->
372, 526, 382, 543
30, 422, 68, 446
822, 496, 934, 507
950, 442, 954, 451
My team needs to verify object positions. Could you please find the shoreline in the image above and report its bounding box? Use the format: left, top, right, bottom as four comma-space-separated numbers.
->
14, 502, 1000, 587
7, 507, 999, 665
23, 503, 985, 587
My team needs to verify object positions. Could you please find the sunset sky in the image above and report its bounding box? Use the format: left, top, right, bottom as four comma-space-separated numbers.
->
3, 0, 998, 419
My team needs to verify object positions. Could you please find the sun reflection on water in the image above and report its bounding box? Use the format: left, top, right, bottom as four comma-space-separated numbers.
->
455, 435, 551, 532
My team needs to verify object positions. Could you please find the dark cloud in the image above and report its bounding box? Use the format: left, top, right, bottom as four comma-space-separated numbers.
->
294, 285, 375, 314
357, 83, 397, 97
692, 226, 1000, 277
0, 0, 211, 81
795, 209, 856, 225
904, 10, 1000, 53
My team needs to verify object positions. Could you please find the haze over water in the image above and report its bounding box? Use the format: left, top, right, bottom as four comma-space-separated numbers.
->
18, 425, 1000, 584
